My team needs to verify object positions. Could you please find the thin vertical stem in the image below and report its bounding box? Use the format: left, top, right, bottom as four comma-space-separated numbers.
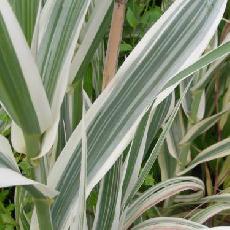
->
24, 134, 53, 230
102, 0, 126, 88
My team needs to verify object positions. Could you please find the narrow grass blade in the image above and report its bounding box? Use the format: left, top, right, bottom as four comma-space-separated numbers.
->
179, 138, 230, 175
122, 109, 152, 205
92, 158, 122, 230
73, 96, 87, 230
124, 79, 192, 206
180, 108, 230, 145
192, 33, 230, 92
0, 0, 52, 135
37, 0, 92, 119
166, 110, 186, 159
190, 204, 230, 224
123, 177, 204, 229
158, 142, 177, 181
69, 0, 113, 84
131, 217, 208, 230
146, 94, 174, 155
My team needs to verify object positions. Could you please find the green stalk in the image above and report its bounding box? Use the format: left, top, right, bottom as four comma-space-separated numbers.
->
14, 187, 21, 230
24, 133, 53, 230
34, 199, 53, 230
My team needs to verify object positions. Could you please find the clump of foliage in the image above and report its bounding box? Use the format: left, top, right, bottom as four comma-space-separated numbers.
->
0, 0, 230, 230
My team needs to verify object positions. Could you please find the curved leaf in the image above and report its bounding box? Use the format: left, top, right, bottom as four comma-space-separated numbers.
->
0, 0, 52, 135
123, 177, 204, 229
179, 138, 230, 175
131, 217, 208, 230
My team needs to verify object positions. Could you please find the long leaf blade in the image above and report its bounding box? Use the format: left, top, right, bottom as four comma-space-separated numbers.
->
179, 138, 230, 175
0, 0, 52, 135
131, 217, 208, 230
123, 177, 204, 229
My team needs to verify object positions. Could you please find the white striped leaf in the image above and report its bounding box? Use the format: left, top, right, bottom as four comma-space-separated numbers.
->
180, 32, 218, 122
180, 108, 230, 146
55, 96, 72, 159
146, 94, 174, 155
92, 158, 122, 230
211, 228, 230, 230
0, 135, 57, 199
0, 0, 52, 136
190, 203, 230, 224
179, 138, 230, 175
180, 77, 195, 118
69, 0, 113, 84
47, 1, 228, 228
0, 133, 57, 230
166, 109, 190, 166
72, 96, 87, 230
37, 0, 92, 120
201, 194, 230, 204
174, 190, 204, 204
124, 79, 193, 206
131, 217, 208, 230
192, 32, 230, 92
190, 90, 206, 123
122, 177, 204, 229
9, 0, 40, 45
180, 76, 206, 122
158, 142, 177, 181
122, 108, 155, 206
182, 74, 206, 123
110, 154, 132, 230
122, 94, 174, 205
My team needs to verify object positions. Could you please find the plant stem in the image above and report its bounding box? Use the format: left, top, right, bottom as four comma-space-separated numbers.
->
34, 199, 53, 230
24, 133, 53, 230
102, 0, 126, 88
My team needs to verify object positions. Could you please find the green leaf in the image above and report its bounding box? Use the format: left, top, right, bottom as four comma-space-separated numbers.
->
158, 142, 177, 181
190, 203, 230, 224
0, 0, 52, 136
72, 95, 87, 229
120, 42, 133, 52
37, 0, 92, 119
126, 7, 138, 28
141, 7, 162, 27
92, 158, 122, 230
124, 79, 192, 207
180, 108, 230, 145
179, 137, 230, 175
192, 33, 230, 92
132, 217, 208, 230
143, 175, 155, 186
70, 0, 113, 85
9, 0, 40, 45
122, 177, 204, 229
122, 95, 173, 204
